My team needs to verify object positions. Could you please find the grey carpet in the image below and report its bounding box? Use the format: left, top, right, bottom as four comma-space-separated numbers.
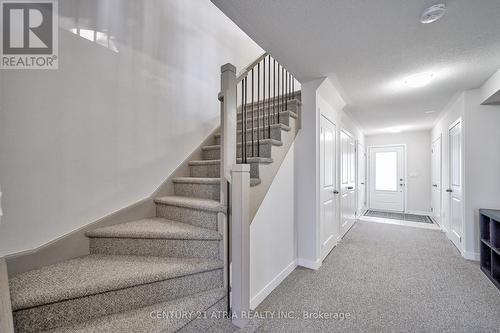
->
10, 255, 223, 310
254, 221, 500, 332
365, 210, 433, 223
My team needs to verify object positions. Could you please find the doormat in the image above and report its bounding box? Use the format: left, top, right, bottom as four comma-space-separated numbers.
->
364, 210, 433, 224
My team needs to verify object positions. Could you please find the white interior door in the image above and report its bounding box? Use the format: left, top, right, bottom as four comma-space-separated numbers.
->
368, 145, 405, 212
340, 130, 356, 238
320, 116, 338, 258
431, 137, 442, 225
448, 120, 463, 251
357, 142, 366, 215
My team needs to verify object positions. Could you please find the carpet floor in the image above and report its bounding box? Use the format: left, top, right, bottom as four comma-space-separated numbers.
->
254, 221, 500, 332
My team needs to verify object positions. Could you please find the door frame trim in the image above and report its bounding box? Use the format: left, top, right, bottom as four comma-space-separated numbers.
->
367, 144, 407, 213
447, 117, 465, 254
431, 134, 443, 229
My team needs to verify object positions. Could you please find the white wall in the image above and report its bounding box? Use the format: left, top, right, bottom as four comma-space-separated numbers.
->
463, 89, 500, 258
249, 143, 297, 309
432, 88, 500, 259
295, 77, 364, 269
431, 93, 465, 234
0, 0, 263, 256
365, 130, 432, 214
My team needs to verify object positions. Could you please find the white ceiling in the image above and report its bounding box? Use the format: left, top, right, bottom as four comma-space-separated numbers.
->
211, 0, 500, 134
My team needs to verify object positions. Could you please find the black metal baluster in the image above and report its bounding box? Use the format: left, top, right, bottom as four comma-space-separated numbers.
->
285, 70, 288, 111
242, 76, 248, 164
257, 62, 260, 157
274, 60, 277, 125
267, 56, 270, 139
241, 80, 244, 164
251, 68, 254, 158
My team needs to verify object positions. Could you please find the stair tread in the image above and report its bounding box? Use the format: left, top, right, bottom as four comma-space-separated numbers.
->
85, 218, 222, 240
154, 196, 226, 213
214, 123, 291, 137
172, 177, 220, 184
189, 157, 273, 165
10, 255, 223, 311
174, 176, 261, 186
202, 138, 282, 150
237, 110, 298, 123
46, 288, 226, 333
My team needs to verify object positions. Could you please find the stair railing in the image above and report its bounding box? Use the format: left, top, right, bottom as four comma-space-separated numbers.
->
218, 53, 298, 328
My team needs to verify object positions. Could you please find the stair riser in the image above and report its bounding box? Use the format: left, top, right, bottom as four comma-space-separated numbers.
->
177, 296, 228, 333
156, 204, 218, 230
214, 126, 283, 145
237, 113, 290, 130
13, 269, 223, 332
89, 238, 220, 259
237, 100, 299, 120
174, 182, 220, 200
203, 143, 273, 160
190, 163, 260, 179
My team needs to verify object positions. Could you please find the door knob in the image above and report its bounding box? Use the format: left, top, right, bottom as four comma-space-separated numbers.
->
446, 189, 453, 193
360, 182, 365, 185
347, 186, 354, 190
333, 190, 339, 194
432, 184, 438, 187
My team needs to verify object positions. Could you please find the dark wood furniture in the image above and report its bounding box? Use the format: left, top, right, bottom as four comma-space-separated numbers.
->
479, 209, 500, 290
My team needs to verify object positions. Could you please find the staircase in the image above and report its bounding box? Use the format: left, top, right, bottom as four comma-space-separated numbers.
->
8, 85, 300, 332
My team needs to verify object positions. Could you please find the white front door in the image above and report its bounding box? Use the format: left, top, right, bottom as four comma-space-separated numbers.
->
448, 120, 463, 251
357, 142, 366, 215
320, 115, 338, 258
368, 145, 405, 212
431, 137, 442, 225
340, 130, 356, 238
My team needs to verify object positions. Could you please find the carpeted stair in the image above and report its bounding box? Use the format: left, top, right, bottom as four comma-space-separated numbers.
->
8, 95, 300, 332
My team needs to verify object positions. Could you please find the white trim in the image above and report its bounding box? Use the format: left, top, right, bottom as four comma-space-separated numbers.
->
367, 144, 407, 212
462, 251, 479, 261
250, 259, 297, 310
405, 210, 432, 216
297, 257, 322, 270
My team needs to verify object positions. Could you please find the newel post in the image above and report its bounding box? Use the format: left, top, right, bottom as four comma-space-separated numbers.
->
230, 164, 250, 328
218, 63, 237, 292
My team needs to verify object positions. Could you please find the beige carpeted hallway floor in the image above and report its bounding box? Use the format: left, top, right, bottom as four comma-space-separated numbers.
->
253, 221, 500, 332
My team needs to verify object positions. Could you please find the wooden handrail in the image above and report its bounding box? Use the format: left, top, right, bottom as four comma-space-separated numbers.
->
236, 52, 268, 83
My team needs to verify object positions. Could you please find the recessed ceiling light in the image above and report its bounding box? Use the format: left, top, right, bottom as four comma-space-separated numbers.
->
404, 72, 435, 88
424, 110, 437, 114
388, 127, 402, 133
420, 4, 446, 24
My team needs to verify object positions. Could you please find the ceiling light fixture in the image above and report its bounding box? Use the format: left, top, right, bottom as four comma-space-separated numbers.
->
388, 127, 403, 133
420, 4, 446, 24
403, 72, 435, 88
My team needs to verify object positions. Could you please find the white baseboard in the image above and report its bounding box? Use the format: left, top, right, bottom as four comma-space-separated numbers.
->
250, 259, 297, 310
297, 257, 322, 270
463, 250, 480, 261
405, 209, 432, 216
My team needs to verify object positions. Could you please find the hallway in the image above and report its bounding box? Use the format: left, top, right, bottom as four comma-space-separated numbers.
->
255, 221, 500, 332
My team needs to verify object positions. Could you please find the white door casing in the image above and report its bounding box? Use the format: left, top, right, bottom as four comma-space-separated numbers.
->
368, 145, 405, 212
357, 142, 366, 215
448, 119, 463, 251
320, 115, 338, 258
340, 130, 356, 238
431, 136, 442, 225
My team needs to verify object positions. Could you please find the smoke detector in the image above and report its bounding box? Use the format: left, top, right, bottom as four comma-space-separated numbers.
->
420, 4, 446, 24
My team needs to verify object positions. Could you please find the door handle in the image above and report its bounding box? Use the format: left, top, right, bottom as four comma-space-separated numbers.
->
432, 184, 438, 187
333, 190, 339, 194
347, 186, 354, 190
360, 182, 365, 185
446, 189, 453, 193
